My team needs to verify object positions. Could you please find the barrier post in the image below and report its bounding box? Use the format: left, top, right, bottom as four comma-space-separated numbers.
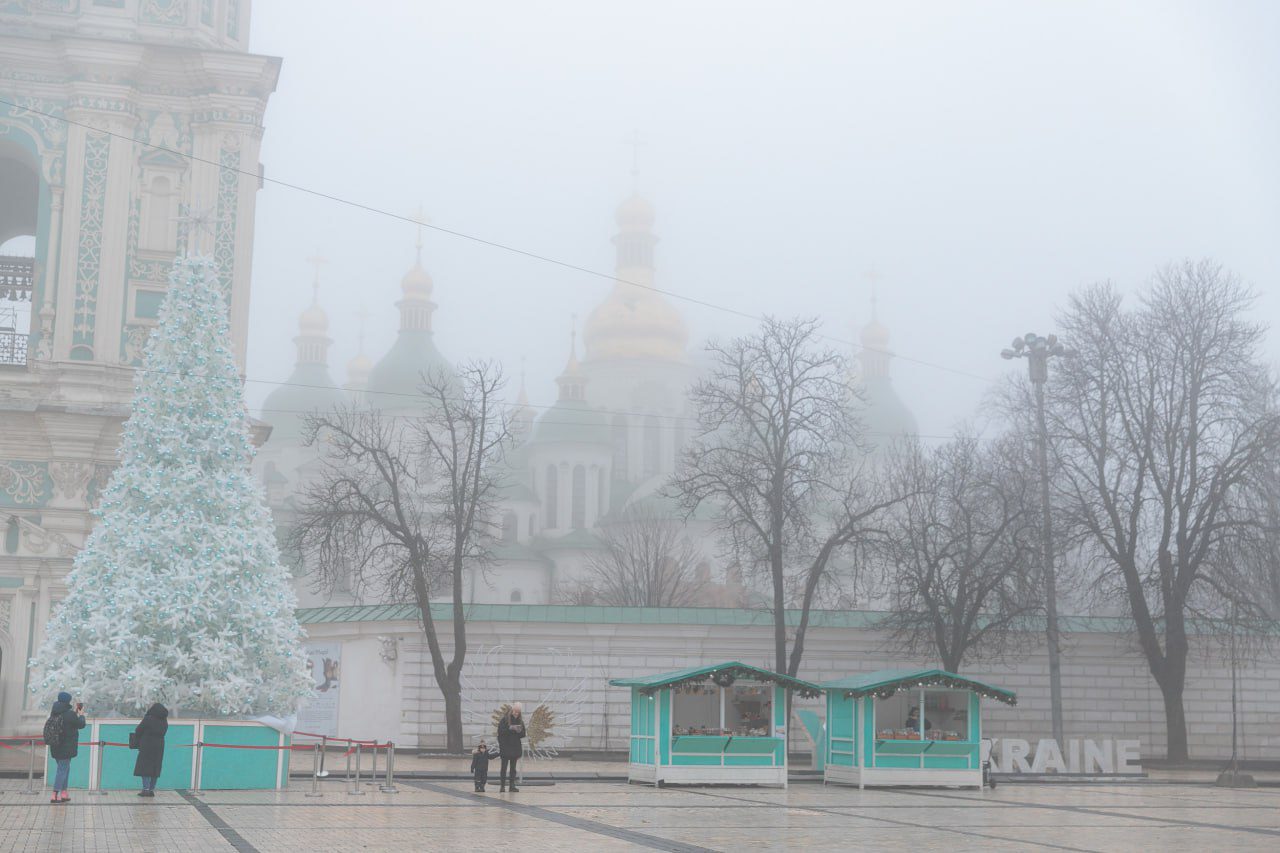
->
305, 743, 323, 798
367, 740, 379, 785
191, 742, 204, 795
317, 735, 329, 777
92, 742, 108, 795
379, 742, 398, 793
348, 742, 365, 795
20, 738, 39, 795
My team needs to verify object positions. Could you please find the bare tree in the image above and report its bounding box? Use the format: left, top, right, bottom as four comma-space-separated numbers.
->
577, 503, 707, 607
878, 432, 1039, 672
1044, 261, 1280, 761
290, 361, 511, 752
673, 316, 902, 677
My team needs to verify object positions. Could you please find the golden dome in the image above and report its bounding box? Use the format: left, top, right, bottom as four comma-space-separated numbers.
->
299, 300, 328, 337
861, 318, 890, 350
401, 260, 433, 299
347, 350, 373, 377
583, 192, 687, 362
616, 193, 655, 231
583, 284, 688, 362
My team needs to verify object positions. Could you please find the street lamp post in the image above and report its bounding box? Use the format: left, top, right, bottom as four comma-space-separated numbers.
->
1002, 332, 1070, 748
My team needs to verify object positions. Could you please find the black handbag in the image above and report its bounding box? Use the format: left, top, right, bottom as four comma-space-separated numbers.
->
128, 732, 139, 750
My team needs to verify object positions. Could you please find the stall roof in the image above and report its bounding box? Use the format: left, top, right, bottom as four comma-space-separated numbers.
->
821, 669, 1017, 706
610, 661, 822, 697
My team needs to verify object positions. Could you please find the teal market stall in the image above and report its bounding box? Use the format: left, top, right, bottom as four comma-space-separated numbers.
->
822, 669, 1017, 789
45, 719, 291, 791
610, 662, 822, 788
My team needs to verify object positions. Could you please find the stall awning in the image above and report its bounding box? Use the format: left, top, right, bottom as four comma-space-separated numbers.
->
821, 669, 1017, 706
610, 662, 822, 698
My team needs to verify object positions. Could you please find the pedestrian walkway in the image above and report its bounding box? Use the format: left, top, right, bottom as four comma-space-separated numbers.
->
0, 776, 1277, 851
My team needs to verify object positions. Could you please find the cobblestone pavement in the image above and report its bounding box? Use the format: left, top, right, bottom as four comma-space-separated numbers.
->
0, 777, 1277, 852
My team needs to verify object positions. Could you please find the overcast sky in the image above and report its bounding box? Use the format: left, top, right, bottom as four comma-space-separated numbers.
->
243, 0, 1280, 438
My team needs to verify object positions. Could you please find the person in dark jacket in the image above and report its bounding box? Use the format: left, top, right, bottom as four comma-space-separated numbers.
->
133, 703, 169, 797
496, 702, 526, 793
470, 740, 492, 792
48, 691, 86, 804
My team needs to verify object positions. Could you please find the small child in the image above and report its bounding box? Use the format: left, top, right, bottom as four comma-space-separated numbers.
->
471, 740, 491, 792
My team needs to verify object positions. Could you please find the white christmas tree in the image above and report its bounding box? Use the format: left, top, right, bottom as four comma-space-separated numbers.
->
30, 255, 312, 716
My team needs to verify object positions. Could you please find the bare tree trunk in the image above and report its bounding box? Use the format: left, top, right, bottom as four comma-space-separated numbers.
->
769, 540, 786, 675
442, 675, 465, 754
1159, 677, 1189, 763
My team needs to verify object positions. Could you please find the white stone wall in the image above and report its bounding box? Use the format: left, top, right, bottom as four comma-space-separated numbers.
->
302, 616, 1280, 761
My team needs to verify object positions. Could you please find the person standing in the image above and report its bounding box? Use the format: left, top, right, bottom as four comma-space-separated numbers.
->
45, 691, 86, 804
496, 702, 526, 793
132, 703, 169, 797
470, 740, 492, 793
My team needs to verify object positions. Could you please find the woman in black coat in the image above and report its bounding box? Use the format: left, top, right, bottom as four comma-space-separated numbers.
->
133, 703, 168, 797
496, 702, 526, 793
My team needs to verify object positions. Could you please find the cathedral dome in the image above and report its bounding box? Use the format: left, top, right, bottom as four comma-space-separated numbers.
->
583, 286, 688, 362
400, 261, 433, 297
299, 301, 328, 337
261, 291, 345, 442
583, 192, 688, 363
616, 193, 655, 231
367, 252, 450, 408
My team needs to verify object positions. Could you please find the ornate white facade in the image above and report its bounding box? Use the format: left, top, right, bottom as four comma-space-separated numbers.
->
0, 0, 278, 733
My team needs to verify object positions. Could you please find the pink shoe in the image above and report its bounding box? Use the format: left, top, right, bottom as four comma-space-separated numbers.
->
59, 791, 70, 803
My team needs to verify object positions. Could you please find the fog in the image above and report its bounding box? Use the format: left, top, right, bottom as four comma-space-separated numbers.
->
243, 1, 1280, 437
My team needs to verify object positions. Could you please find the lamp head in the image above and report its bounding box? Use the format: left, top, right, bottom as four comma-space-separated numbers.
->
1000, 348, 1015, 360
1012, 337, 1025, 351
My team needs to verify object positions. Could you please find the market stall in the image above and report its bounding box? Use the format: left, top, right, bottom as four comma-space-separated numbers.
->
610, 662, 821, 788
822, 669, 1016, 789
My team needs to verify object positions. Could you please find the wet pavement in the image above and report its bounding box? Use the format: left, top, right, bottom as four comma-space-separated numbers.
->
0, 775, 1277, 851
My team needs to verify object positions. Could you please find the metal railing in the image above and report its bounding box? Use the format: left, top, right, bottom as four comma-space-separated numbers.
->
0, 327, 27, 366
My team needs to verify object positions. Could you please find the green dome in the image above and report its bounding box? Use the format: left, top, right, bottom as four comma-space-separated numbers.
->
366, 330, 453, 410
261, 363, 348, 441
530, 399, 610, 446
860, 377, 918, 446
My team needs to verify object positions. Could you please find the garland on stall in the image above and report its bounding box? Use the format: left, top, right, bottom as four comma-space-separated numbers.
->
848, 674, 1017, 706
638, 664, 823, 699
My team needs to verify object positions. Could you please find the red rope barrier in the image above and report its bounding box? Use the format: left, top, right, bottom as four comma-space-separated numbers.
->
294, 731, 378, 745
197, 742, 317, 752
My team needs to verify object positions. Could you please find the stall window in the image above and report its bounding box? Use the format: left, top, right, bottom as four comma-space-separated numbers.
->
922, 690, 969, 741
671, 683, 721, 736
875, 689, 970, 741
873, 691, 917, 740
725, 682, 772, 736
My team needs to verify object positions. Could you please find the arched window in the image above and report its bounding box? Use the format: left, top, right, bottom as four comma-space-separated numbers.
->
501, 510, 518, 543
0, 141, 39, 367
611, 414, 629, 480
597, 467, 607, 516
643, 415, 661, 477
571, 464, 586, 529
544, 465, 558, 529
510, 589, 523, 603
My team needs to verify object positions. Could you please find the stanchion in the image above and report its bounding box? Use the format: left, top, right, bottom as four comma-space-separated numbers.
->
20, 738, 39, 795
347, 743, 365, 795
379, 742, 398, 793
317, 735, 329, 777
367, 740, 379, 785
92, 742, 108, 796
305, 743, 323, 798
191, 742, 204, 795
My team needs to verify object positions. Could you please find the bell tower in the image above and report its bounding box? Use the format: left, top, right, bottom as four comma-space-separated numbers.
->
0, 0, 280, 733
